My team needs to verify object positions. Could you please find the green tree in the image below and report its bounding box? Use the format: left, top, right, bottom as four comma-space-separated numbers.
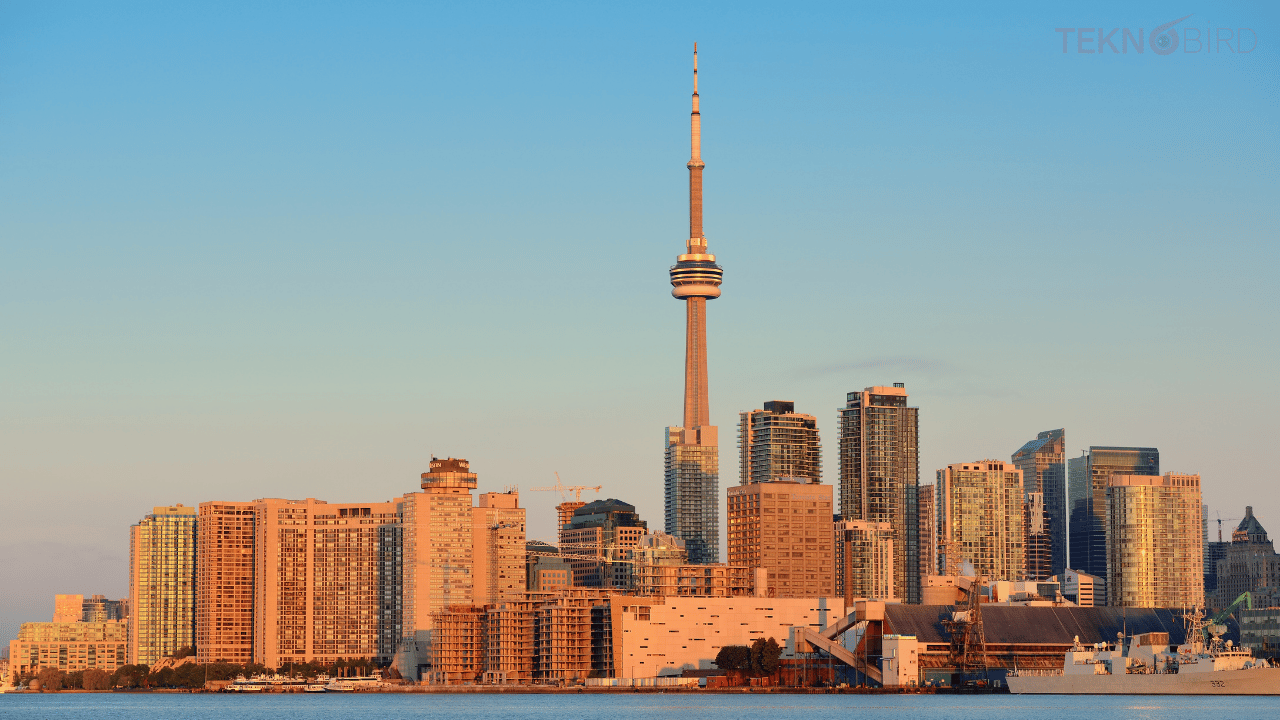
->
749, 638, 782, 675
714, 645, 751, 671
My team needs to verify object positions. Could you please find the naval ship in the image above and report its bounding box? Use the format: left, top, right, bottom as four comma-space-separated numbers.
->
1005, 607, 1279, 695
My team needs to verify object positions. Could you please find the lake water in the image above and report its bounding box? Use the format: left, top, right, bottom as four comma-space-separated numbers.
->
1, 693, 1279, 720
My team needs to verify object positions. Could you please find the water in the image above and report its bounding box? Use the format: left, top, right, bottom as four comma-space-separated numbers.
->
1, 693, 1279, 720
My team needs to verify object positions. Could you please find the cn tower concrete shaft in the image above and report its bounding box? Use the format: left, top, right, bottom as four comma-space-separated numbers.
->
669, 42, 723, 433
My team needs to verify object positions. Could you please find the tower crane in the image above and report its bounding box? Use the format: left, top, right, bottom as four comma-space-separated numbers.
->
529, 473, 602, 545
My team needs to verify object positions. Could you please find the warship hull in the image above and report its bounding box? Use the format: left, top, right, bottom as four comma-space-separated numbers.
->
1006, 667, 1280, 695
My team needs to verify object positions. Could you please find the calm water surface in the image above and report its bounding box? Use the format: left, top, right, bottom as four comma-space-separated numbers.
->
1, 693, 1279, 720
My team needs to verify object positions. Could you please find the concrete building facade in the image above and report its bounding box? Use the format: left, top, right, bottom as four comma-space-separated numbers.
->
727, 480, 834, 598
129, 503, 197, 665
196, 501, 257, 664
251, 497, 400, 668
472, 490, 527, 606
936, 460, 1025, 582
1105, 472, 1204, 609
835, 519, 895, 601
1214, 506, 1280, 609
7, 622, 128, 678
838, 384, 920, 603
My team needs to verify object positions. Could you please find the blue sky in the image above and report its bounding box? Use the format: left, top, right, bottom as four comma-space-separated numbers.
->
1, 1, 1276, 645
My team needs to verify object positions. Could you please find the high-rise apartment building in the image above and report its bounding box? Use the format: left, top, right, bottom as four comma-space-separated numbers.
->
917, 484, 937, 579
738, 401, 821, 485
834, 519, 895, 601
937, 461, 1025, 582
838, 384, 920, 603
665, 45, 723, 565
1068, 446, 1158, 595
129, 504, 197, 665
561, 499, 647, 590
82, 595, 127, 623
472, 491, 527, 605
726, 480, 834, 598
196, 501, 257, 664
251, 497, 400, 668
1011, 429, 1066, 578
1105, 472, 1203, 609
53, 595, 83, 623
400, 458, 479, 646
1024, 492, 1052, 581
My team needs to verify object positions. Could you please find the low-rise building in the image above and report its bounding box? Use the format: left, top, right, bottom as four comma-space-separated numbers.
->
7, 622, 128, 678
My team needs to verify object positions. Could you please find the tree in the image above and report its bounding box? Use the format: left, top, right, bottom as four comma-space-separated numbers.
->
37, 668, 66, 692
714, 645, 751, 671
749, 638, 782, 675
83, 669, 112, 691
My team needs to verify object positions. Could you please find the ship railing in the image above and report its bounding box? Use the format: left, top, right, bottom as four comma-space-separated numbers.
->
1007, 669, 1063, 677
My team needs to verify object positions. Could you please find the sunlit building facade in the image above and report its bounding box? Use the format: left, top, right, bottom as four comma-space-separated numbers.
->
1012, 429, 1066, 578
129, 504, 197, 665
196, 501, 257, 664
727, 479, 834, 598
738, 400, 821, 485
7, 622, 127, 677
937, 460, 1025, 582
1068, 446, 1159, 599
838, 384, 920, 603
1105, 472, 1203, 609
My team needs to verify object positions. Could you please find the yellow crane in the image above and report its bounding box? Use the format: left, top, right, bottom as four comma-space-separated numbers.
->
529, 473, 602, 543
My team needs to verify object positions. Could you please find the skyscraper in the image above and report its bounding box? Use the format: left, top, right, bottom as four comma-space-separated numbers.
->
129, 504, 197, 666
196, 501, 257, 664
838, 384, 920, 603
727, 480, 834, 598
665, 44, 723, 564
937, 460, 1025, 582
251, 497, 400, 668
738, 401, 821, 485
1106, 472, 1204, 608
1011, 429, 1066, 578
1068, 446, 1158, 597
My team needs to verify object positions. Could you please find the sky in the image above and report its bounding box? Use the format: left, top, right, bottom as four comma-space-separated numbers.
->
1, 1, 1276, 648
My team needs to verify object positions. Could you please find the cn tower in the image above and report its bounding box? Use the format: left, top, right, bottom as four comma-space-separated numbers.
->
664, 43, 722, 565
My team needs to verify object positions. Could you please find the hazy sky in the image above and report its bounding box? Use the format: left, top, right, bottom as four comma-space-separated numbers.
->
2, 1, 1276, 647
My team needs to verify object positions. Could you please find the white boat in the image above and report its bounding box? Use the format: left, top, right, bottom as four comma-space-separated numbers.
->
1007, 609, 1280, 695
323, 681, 355, 692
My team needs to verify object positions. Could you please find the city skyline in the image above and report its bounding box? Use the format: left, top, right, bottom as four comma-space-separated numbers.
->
2, 2, 1277, 648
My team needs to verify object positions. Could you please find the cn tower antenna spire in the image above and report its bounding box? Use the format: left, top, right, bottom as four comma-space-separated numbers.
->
688, 43, 705, 251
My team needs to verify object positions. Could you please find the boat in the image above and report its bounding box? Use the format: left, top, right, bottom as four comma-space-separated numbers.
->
303, 683, 328, 693
1006, 607, 1280, 695
323, 680, 355, 692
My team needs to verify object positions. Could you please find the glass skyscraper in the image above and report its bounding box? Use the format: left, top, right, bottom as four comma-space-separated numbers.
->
1068, 445, 1159, 601
1011, 429, 1066, 579
838, 384, 920, 603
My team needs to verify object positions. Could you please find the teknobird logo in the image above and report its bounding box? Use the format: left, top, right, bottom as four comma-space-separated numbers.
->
1151, 14, 1193, 55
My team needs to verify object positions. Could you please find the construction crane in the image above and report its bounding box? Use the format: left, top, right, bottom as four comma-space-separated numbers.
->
528, 473, 602, 544
1214, 511, 1242, 542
